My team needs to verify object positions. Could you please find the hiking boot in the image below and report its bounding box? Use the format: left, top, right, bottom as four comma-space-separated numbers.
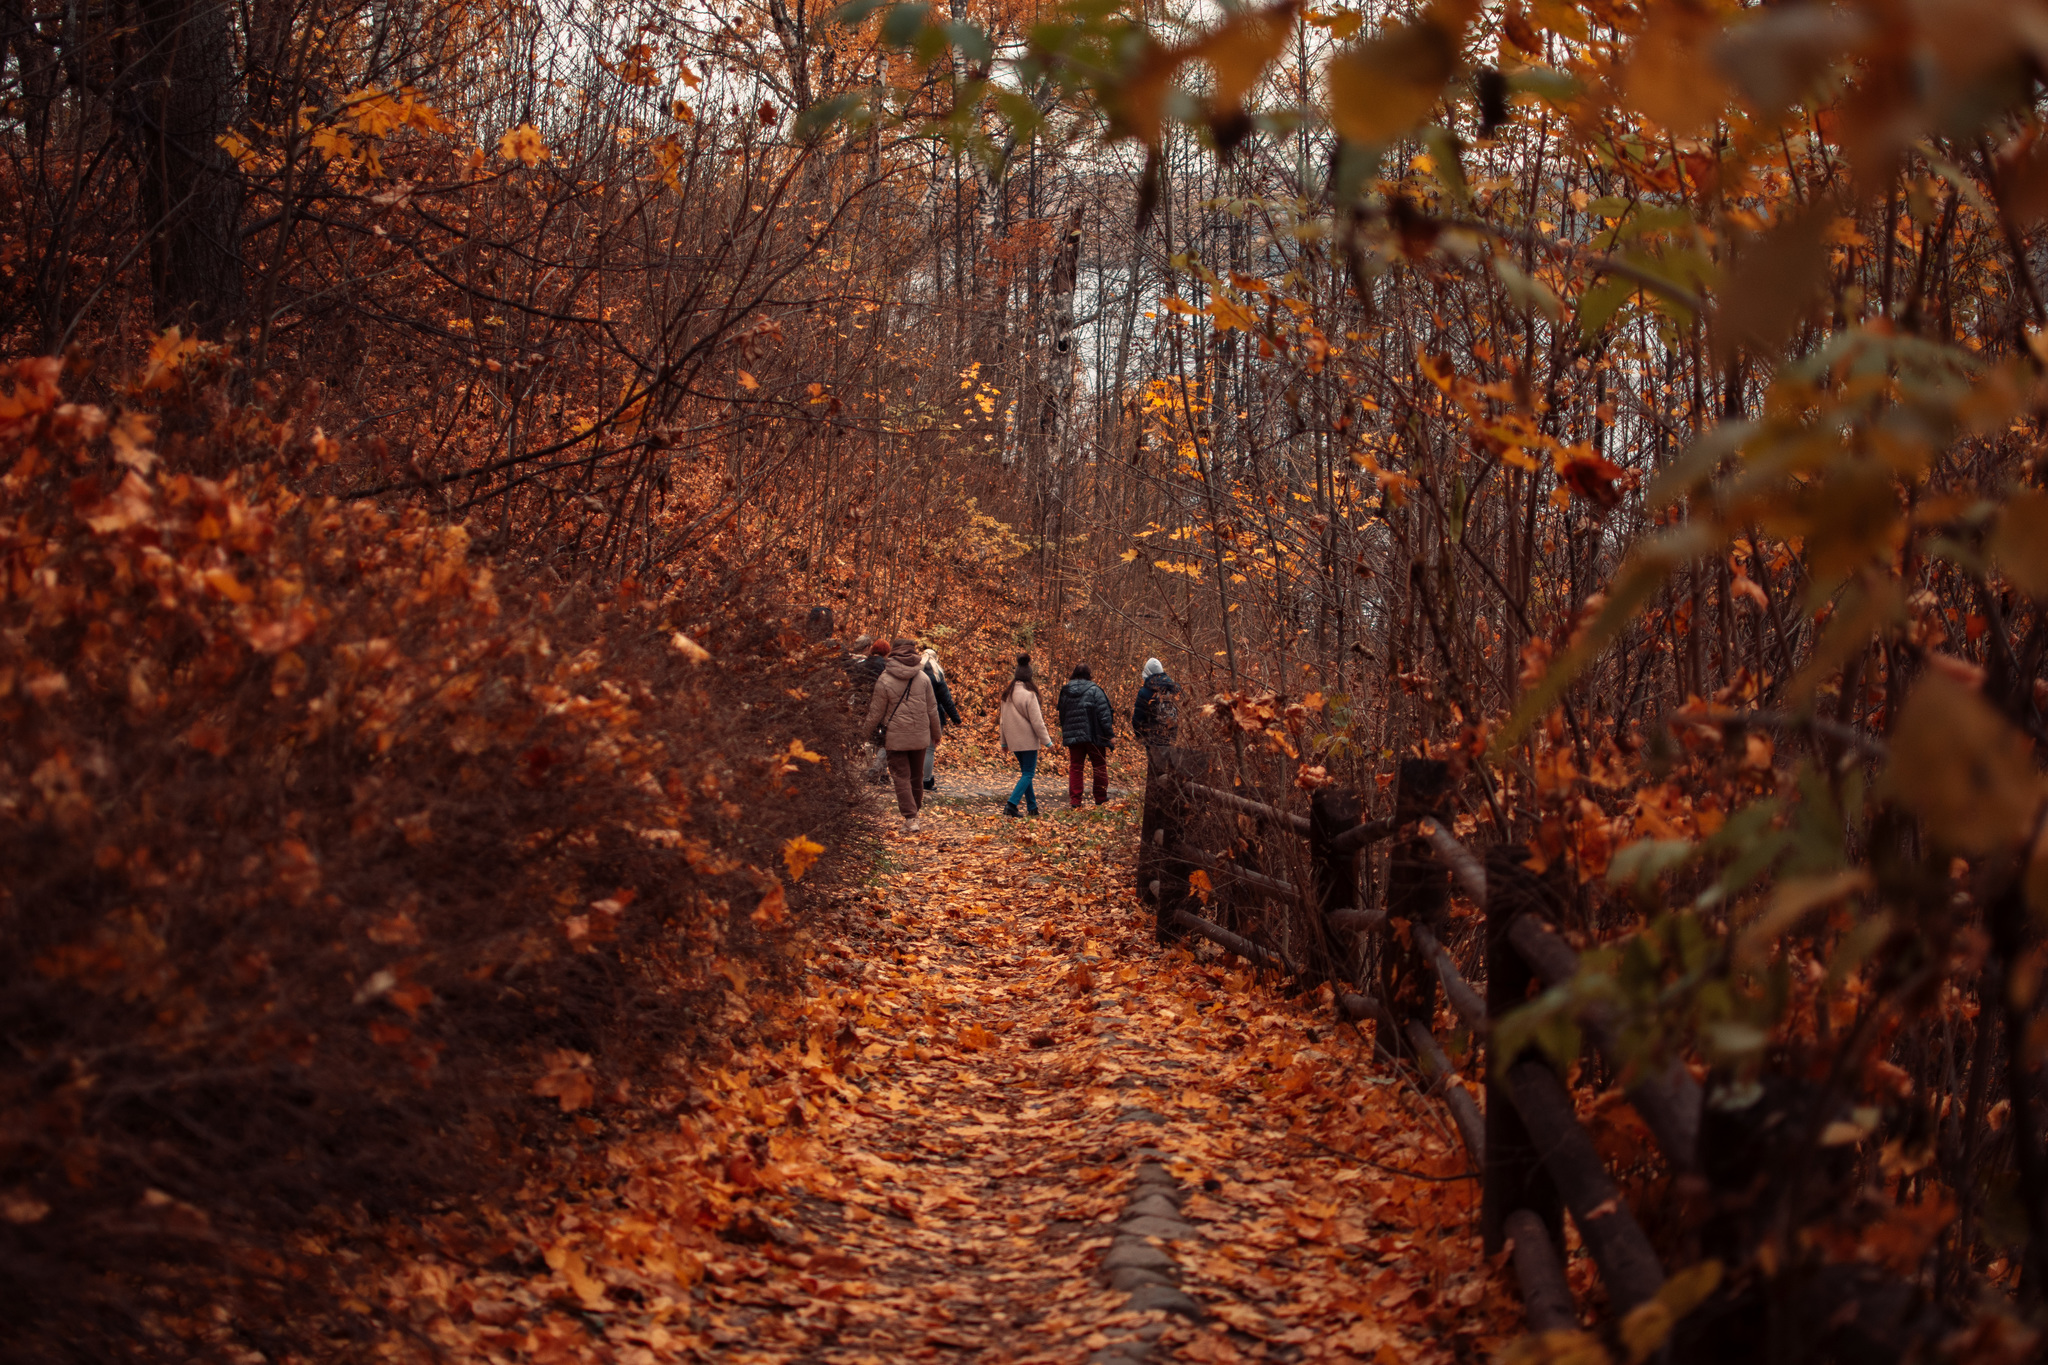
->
1004, 802, 1021, 818
907, 817, 922, 833
923, 778, 936, 791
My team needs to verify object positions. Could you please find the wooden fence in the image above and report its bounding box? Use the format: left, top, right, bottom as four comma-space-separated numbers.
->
1137, 748, 1702, 1335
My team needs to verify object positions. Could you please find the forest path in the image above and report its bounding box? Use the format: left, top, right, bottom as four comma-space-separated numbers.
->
398, 776, 1519, 1365
681, 781, 1519, 1365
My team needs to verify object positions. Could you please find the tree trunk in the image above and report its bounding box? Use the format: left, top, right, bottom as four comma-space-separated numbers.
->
129, 0, 243, 331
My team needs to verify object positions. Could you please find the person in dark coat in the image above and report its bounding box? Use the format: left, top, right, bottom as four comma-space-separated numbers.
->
1056, 663, 1115, 808
1132, 657, 1181, 745
919, 646, 964, 790
849, 638, 888, 705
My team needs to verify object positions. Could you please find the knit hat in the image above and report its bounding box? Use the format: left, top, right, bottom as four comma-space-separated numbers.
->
1143, 658, 1164, 678
868, 639, 889, 655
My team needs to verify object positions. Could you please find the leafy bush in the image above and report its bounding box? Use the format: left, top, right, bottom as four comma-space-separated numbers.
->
0, 355, 858, 1362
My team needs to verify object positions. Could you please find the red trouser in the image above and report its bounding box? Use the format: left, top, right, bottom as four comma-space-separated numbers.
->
1067, 742, 1108, 807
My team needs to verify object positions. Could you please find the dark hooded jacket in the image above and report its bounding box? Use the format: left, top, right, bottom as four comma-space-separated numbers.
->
923, 663, 963, 727
1057, 679, 1115, 748
1132, 672, 1181, 742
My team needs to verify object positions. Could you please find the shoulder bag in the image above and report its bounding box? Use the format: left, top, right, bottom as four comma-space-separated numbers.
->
870, 671, 915, 747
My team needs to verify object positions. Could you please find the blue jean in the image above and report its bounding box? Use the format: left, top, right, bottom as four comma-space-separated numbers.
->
1007, 749, 1039, 812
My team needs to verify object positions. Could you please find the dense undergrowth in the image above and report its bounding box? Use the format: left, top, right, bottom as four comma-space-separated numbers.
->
0, 352, 871, 1363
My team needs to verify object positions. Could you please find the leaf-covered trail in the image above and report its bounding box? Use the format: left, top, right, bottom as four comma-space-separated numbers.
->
391, 782, 1526, 1364
706, 785, 1521, 1364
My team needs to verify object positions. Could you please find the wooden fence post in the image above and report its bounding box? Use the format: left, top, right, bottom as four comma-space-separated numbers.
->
1482, 847, 1563, 1256
1381, 758, 1449, 1057
1308, 786, 1362, 975
1140, 746, 1192, 946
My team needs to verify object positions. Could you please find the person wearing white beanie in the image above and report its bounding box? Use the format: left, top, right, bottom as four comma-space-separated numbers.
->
1133, 658, 1180, 745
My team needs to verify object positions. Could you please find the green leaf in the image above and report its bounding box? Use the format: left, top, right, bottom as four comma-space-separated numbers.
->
1492, 256, 1562, 321
1505, 65, 1578, 105
1644, 418, 1756, 509
1578, 274, 1637, 340
794, 92, 868, 140
1420, 126, 1470, 209
942, 19, 994, 63
1494, 524, 1718, 754
880, 2, 932, 47
1608, 838, 1696, 892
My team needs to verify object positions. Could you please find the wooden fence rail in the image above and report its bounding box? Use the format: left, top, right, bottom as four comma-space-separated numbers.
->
1137, 747, 1687, 1337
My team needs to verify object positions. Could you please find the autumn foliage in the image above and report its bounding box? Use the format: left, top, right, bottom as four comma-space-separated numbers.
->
0, 354, 861, 1362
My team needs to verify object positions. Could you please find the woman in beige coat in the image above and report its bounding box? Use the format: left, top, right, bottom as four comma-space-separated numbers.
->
997, 654, 1053, 817
865, 637, 944, 832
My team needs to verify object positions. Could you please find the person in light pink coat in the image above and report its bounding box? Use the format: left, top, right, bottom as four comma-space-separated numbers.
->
997, 654, 1053, 817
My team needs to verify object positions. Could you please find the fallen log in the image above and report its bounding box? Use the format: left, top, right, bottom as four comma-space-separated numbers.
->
1507, 916, 1702, 1172
1505, 1057, 1666, 1312
1182, 782, 1312, 836
1170, 909, 1300, 976
1504, 1209, 1579, 1333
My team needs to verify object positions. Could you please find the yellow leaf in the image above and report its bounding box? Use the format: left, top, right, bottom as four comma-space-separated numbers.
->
1993, 489, 2048, 598
753, 881, 788, 925
202, 569, 254, 604
1120, 549, 1139, 563
783, 835, 827, 881
110, 412, 159, 474
1528, 0, 1589, 42
738, 370, 759, 390
1307, 9, 1365, 40
533, 1050, 594, 1112
497, 122, 549, 166
1883, 673, 2044, 853
1208, 295, 1260, 332
1206, 3, 1293, 110
1619, 1260, 1721, 1363
1327, 12, 1460, 145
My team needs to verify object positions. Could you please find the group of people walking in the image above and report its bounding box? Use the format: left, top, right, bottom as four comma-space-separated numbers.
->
853, 637, 961, 833
995, 654, 1182, 817
854, 634, 1181, 833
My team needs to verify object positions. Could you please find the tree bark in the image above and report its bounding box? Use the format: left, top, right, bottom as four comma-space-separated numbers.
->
128, 0, 243, 331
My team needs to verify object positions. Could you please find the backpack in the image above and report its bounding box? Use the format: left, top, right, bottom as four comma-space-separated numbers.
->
1140, 679, 1179, 736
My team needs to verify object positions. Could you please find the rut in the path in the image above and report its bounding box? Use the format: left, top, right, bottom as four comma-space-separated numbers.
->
390, 780, 1528, 1365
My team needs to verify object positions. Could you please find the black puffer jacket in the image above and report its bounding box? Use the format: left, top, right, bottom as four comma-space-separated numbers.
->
1057, 680, 1115, 748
